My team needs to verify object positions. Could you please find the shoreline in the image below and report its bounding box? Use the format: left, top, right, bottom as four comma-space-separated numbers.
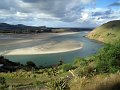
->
0, 32, 83, 56
4, 46, 83, 56
0, 32, 79, 45
0, 32, 79, 40
3, 40, 83, 55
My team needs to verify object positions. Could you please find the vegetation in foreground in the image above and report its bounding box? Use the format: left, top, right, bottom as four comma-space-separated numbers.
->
0, 39, 120, 90
1, 20, 120, 90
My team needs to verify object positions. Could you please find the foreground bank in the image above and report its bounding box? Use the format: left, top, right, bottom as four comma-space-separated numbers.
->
0, 39, 120, 90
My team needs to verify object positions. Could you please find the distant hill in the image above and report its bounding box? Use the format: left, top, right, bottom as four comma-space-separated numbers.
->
0, 23, 51, 33
0, 23, 93, 33
87, 20, 120, 43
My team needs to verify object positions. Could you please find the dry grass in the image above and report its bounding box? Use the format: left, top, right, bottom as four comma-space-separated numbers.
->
69, 72, 120, 90
0, 69, 50, 86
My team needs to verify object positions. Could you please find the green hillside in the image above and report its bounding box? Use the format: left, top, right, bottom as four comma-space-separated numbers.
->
88, 20, 120, 43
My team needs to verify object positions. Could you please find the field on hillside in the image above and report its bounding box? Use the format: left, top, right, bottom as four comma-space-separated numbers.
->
88, 20, 120, 43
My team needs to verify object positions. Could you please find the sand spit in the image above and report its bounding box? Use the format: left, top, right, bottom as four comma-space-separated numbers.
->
0, 32, 82, 55
4, 40, 83, 55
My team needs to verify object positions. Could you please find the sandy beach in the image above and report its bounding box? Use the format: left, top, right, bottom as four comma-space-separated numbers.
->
4, 40, 83, 55
0, 32, 83, 55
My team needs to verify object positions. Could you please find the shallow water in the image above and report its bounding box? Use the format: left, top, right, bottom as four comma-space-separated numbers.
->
0, 32, 103, 66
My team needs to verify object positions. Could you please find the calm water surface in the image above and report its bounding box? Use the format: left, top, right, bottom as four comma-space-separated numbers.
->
0, 32, 103, 66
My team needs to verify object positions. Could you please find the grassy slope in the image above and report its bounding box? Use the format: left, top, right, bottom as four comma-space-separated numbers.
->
69, 72, 120, 90
88, 20, 120, 43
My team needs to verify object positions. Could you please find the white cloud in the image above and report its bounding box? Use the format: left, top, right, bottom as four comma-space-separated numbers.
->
16, 11, 28, 18
81, 0, 95, 4
0, 0, 119, 27
34, 13, 60, 21
81, 12, 90, 20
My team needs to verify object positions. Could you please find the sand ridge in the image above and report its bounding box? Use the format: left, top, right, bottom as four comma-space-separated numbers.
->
0, 32, 83, 55
4, 40, 83, 55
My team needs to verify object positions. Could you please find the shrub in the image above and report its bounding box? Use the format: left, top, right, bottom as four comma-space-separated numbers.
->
0, 77, 6, 85
73, 57, 87, 67
26, 61, 36, 67
48, 78, 70, 90
0, 77, 6, 89
75, 65, 96, 77
94, 40, 120, 73
62, 64, 76, 72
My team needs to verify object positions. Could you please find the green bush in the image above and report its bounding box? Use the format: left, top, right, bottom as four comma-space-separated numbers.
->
26, 61, 36, 68
73, 57, 87, 67
0, 77, 6, 89
0, 77, 6, 85
94, 40, 120, 73
62, 64, 76, 72
75, 65, 95, 77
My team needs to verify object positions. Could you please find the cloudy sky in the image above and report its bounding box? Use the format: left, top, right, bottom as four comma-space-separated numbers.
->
0, 0, 120, 27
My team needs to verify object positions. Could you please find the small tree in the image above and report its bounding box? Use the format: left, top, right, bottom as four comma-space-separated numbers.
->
58, 60, 64, 66
62, 64, 75, 72
26, 61, 36, 68
25, 61, 36, 71
0, 56, 4, 59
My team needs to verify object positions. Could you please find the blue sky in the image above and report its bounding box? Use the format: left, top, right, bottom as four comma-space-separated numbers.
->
96, 0, 117, 7
0, 0, 120, 27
